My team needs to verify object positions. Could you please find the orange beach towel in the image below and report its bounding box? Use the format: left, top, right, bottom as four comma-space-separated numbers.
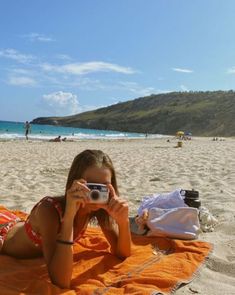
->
0, 207, 212, 295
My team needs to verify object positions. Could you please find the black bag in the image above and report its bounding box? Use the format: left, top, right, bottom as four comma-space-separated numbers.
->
180, 190, 201, 208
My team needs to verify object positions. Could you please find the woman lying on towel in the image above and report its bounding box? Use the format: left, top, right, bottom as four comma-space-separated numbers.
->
0, 149, 131, 288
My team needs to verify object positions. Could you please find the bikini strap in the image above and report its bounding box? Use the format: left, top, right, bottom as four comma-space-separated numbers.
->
26, 196, 63, 222
24, 197, 64, 247
42, 197, 64, 222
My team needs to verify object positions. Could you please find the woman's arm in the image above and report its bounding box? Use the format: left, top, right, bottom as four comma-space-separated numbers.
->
37, 179, 90, 288
115, 217, 132, 258
98, 185, 132, 259
37, 203, 74, 289
97, 212, 131, 259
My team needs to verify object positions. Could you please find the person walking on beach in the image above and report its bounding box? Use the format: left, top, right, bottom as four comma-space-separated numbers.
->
24, 121, 31, 140
0, 149, 132, 289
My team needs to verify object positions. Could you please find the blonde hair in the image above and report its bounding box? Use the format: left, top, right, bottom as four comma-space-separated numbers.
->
65, 149, 119, 228
66, 149, 118, 193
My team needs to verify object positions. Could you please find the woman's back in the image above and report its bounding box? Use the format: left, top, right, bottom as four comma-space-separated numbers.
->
1, 196, 64, 258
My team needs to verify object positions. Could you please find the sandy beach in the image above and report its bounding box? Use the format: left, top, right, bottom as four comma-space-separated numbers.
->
0, 137, 235, 294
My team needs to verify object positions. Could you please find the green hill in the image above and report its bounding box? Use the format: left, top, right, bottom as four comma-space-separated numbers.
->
31, 91, 235, 136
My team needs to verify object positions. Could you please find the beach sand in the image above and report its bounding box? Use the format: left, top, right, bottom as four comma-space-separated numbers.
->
0, 137, 235, 294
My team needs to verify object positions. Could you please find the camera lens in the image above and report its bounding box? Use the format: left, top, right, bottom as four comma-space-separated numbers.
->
90, 190, 100, 200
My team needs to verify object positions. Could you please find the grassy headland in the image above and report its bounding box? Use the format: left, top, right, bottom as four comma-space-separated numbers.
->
32, 91, 235, 136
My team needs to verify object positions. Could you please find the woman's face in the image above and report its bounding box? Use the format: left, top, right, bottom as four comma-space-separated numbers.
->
82, 166, 111, 184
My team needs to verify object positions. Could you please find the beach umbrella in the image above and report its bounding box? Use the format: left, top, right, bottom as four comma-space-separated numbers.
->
176, 131, 184, 136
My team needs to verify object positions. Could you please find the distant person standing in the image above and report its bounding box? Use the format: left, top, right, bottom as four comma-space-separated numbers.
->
24, 121, 31, 140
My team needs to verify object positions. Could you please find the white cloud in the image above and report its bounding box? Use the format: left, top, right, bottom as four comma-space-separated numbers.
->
8, 76, 37, 86
41, 61, 135, 75
118, 81, 155, 96
118, 81, 173, 96
22, 33, 55, 42
10, 68, 33, 75
42, 91, 79, 115
227, 67, 235, 74
0, 48, 34, 63
67, 78, 170, 96
0, 48, 137, 91
56, 54, 72, 60
172, 67, 193, 73
180, 85, 189, 91
0, 49, 138, 92
69, 77, 107, 90
78, 104, 101, 113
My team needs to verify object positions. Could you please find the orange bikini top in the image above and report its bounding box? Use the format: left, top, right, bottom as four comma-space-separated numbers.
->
24, 197, 64, 247
24, 196, 87, 247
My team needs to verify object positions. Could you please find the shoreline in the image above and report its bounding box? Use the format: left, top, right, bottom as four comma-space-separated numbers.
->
0, 135, 172, 143
0, 134, 231, 142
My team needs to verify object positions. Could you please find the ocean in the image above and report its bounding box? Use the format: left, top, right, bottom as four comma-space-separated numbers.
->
0, 120, 162, 140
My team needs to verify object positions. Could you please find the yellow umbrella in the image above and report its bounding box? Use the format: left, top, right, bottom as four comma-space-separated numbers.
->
176, 131, 184, 136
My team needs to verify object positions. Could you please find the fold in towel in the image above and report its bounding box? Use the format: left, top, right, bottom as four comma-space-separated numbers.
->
0, 206, 212, 295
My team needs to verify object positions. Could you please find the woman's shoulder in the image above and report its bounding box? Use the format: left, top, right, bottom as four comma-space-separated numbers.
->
28, 198, 62, 245
24, 197, 62, 239
33, 196, 64, 223
36, 200, 58, 217
34, 196, 64, 209
34, 198, 62, 230
42, 195, 63, 208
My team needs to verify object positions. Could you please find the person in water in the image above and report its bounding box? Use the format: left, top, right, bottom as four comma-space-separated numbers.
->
0, 150, 132, 288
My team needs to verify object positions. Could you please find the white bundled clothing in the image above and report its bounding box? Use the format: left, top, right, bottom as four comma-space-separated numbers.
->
137, 189, 200, 240
137, 189, 187, 216
146, 207, 200, 240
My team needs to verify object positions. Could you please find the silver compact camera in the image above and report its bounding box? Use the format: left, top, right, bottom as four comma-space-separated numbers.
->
86, 183, 109, 204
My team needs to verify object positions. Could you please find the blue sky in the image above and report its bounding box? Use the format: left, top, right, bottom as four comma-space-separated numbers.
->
1, 0, 235, 122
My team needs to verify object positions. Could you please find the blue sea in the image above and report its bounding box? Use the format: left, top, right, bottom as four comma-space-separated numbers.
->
0, 120, 162, 140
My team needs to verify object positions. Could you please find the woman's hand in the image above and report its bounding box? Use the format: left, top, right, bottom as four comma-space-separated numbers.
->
65, 179, 90, 218
101, 184, 129, 226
